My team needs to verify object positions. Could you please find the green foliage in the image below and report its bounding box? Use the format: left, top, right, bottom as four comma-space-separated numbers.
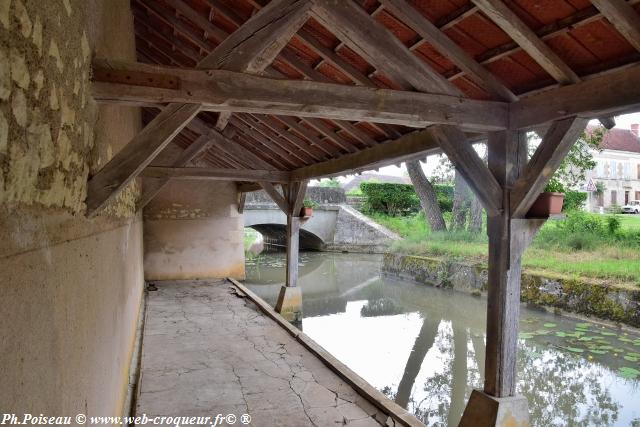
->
360, 183, 419, 215
606, 215, 621, 235
302, 198, 317, 208
359, 182, 453, 216
544, 178, 565, 193
563, 191, 587, 211
317, 178, 341, 188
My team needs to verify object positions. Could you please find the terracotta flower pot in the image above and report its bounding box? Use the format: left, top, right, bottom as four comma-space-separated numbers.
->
300, 207, 313, 218
526, 192, 564, 218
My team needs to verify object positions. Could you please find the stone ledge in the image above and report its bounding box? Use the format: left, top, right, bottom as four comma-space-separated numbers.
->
382, 253, 640, 328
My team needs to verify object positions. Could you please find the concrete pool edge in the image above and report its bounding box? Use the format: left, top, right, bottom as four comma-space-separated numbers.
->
227, 277, 426, 427
382, 253, 640, 328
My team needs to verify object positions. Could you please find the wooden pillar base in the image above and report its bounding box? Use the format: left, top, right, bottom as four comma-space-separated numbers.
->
459, 390, 529, 427
274, 285, 302, 323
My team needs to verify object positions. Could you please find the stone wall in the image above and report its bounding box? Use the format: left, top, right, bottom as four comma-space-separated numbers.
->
382, 254, 640, 328
0, 0, 145, 418
143, 180, 245, 281
326, 205, 400, 253
246, 186, 347, 205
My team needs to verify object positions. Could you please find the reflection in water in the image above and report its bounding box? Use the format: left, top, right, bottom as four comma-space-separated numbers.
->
245, 253, 640, 426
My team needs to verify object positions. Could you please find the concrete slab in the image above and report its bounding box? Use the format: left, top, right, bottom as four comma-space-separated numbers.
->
136, 280, 381, 426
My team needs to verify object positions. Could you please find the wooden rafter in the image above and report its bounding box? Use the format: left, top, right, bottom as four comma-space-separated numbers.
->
380, 0, 516, 102
591, 0, 640, 52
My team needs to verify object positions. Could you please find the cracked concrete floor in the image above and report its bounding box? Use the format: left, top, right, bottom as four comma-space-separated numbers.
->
136, 280, 385, 426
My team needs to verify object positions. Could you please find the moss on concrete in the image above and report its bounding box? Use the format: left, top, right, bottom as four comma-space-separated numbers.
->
383, 253, 640, 328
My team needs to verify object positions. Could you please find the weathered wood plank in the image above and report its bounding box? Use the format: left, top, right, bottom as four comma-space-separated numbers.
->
510, 117, 588, 217
510, 65, 640, 129
259, 182, 289, 213
381, 0, 516, 101
472, 0, 580, 84
91, 61, 509, 131
197, 0, 312, 73
591, 0, 640, 52
141, 166, 291, 182
434, 126, 502, 216
138, 134, 212, 209
312, 0, 460, 95
86, 102, 201, 216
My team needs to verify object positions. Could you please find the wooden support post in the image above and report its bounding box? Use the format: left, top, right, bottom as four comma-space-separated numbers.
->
285, 215, 301, 288
460, 131, 541, 427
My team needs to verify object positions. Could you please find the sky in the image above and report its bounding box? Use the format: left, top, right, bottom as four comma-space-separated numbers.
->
317, 111, 640, 185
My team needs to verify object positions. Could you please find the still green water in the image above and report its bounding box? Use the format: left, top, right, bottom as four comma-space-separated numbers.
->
245, 252, 640, 426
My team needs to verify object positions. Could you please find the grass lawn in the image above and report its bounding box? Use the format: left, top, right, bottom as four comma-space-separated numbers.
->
368, 211, 640, 285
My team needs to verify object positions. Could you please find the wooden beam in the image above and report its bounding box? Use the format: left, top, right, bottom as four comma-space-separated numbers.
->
237, 192, 247, 214
237, 183, 261, 193
141, 166, 291, 182
138, 134, 212, 209
434, 126, 503, 216
510, 65, 640, 129
510, 117, 588, 217
591, 0, 640, 52
91, 60, 508, 131
311, 0, 460, 96
197, 0, 312, 73
259, 182, 289, 213
289, 181, 308, 216
290, 128, 446, 181
86, 102, 201, 216
381, 0, 516, 101
472, 0, 580, 85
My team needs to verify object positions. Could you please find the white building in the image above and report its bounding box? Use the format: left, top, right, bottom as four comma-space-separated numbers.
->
585, 124, 640, 211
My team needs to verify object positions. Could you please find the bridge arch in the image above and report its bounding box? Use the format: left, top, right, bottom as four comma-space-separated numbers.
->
248, 224, 325, 251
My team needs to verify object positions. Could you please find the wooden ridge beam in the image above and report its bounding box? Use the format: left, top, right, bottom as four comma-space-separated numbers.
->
591, 0, 640, 52
510, 117, 588, 218
381, 0, 516, 102
91, 60, 508, 131
141, 166, 291, 182
86, 102, 201, 216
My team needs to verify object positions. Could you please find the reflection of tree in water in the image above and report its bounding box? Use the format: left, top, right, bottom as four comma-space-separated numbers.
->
381, 319, 620, 427
516, 342, 619, 426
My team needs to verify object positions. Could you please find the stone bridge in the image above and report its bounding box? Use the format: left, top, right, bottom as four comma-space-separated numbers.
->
244, 187, 399, 252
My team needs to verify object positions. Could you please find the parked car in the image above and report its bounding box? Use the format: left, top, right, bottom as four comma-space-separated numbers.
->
621, 200, 640, 214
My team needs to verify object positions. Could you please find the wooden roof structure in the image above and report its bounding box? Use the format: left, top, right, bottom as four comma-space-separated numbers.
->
88, 0, 640, 216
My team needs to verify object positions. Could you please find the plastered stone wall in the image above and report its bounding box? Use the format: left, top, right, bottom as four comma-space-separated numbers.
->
144, 180, 246, 281
0, 0, 144, 419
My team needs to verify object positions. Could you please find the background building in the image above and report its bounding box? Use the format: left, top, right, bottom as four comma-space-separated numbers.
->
586, 124, 640, 211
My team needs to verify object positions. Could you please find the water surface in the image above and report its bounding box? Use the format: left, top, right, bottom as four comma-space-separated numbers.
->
245, 252, 640, 426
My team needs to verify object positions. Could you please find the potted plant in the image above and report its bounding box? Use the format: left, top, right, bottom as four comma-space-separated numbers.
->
300, 198, 316, 218
527, 179, 565, 218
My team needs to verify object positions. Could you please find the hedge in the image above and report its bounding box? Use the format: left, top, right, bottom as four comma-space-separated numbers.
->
563, 191, 587, 212
360, 182, 453, 216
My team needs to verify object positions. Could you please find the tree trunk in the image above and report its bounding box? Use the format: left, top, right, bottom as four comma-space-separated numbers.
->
469, 193, 483, 233
452, 172, 469, 231
406, 160, 447, 232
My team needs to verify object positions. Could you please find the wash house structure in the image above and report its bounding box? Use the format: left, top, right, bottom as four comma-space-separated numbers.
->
2, 0, 640, 425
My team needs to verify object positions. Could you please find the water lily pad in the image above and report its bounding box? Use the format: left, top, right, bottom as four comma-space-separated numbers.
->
518, 332, 534, 340
589, 349, 608, 355
567, 347, 584, 353
534, 329, 551, 335
576, 322, 592, 328
619, 337, 634, 343
544, 323, 557, 328
627, 352, 640, 358
618, 367, 640, 379
555, 332, 568, 337
614, 348, 625, 353
578, 337, 593, 342
598, 345, 614, 350
624, 355, 639, 362
600, 331, 617, 336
